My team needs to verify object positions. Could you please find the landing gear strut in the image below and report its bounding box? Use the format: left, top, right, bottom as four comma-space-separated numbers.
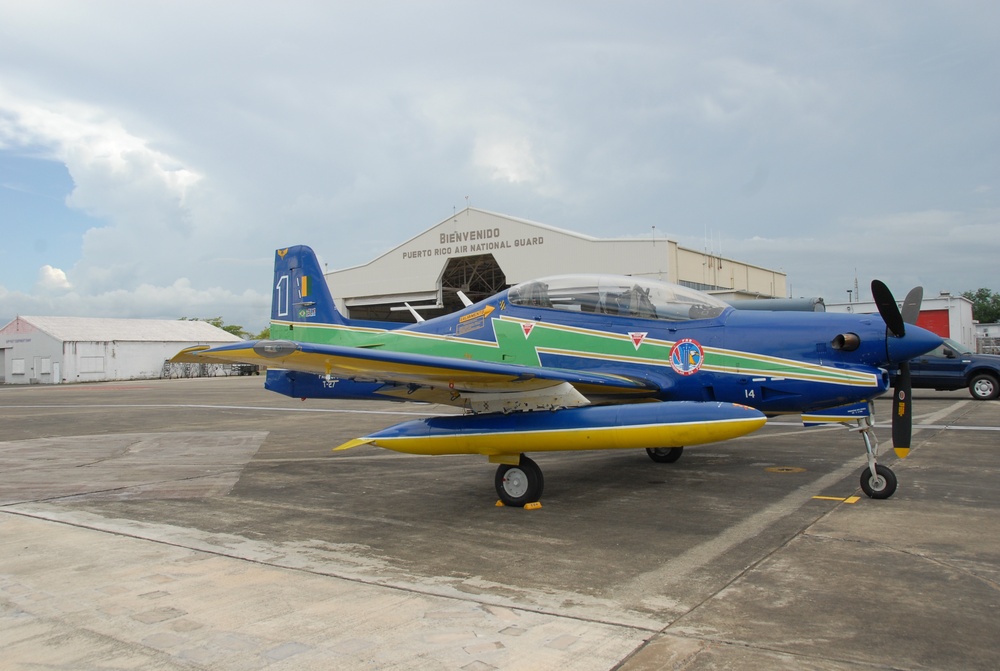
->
495, 455, 544, 507
853, 414, 898, 499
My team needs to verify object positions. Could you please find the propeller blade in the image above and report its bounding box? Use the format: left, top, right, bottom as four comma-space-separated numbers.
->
901, 286, 923, 326
892, 361, 912, 458
871, 280, 906, 338
872, 282, 921, 457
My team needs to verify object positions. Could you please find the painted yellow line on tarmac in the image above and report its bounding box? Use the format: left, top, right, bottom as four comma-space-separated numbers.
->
812, 495, 861, 504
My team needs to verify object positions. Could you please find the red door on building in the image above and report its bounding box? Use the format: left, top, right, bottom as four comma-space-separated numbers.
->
916, 309, 950, 338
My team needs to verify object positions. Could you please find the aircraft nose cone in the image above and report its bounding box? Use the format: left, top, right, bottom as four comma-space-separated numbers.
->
887, 323, 942, 363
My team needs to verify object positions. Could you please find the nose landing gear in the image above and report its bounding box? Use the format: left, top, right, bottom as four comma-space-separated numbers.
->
853, 413, 898, 499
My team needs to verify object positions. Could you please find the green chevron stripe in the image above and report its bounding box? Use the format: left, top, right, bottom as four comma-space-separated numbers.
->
270, 314, 879, 388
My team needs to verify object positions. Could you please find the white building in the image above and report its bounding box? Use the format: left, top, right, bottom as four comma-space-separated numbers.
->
0, 316, 242, 385
976, 323, 1000, 338
975, 323, 1000, 354
328, 207, 787, 321
826, 292, 976, 349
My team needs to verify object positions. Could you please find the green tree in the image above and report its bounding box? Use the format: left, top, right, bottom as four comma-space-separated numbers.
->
962, 288, 1000, 324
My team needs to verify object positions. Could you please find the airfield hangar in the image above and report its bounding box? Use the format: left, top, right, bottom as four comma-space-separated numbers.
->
328, 207, 787, 322
0, 316, 242, 385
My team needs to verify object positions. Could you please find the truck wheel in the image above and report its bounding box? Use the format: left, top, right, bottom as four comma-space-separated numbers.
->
969, 373, 1000, 400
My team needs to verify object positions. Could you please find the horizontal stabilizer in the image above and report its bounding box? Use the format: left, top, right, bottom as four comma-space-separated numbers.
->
170, 345, 241, 364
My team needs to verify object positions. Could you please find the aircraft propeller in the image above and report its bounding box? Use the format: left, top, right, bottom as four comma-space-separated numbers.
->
871, 280, 924, 458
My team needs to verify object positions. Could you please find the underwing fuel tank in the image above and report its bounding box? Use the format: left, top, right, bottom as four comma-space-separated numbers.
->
335, 401, 767, 457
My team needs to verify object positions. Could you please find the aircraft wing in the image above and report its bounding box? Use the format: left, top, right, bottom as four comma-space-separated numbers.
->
173, 340, 656, 409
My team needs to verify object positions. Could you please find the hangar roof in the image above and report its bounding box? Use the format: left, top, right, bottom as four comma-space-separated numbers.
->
1, 316, 243, 344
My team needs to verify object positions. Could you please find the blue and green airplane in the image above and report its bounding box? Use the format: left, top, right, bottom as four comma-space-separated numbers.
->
174, 245, 941, 506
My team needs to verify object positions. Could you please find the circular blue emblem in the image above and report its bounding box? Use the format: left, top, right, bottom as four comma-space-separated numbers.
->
669, 338, 704, 376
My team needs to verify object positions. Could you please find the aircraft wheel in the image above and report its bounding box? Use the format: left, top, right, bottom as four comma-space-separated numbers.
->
860, 464, 897, 499
646, 447, 684, 463
495, 455, 544, 507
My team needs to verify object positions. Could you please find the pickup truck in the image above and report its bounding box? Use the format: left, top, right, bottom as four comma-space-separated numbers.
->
892, 338, 1000, 400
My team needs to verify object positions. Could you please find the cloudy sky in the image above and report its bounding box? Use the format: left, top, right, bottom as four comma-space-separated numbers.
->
1, 1, 998, 333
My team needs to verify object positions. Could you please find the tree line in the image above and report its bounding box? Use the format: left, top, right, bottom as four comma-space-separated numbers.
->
962, 289, 1000, 324
179, 317, 269, 340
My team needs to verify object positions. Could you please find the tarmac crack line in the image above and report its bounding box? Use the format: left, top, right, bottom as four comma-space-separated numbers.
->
615, 399, 976, 669
610, 631, 916, 671
617, 455, 868, 609
0, 506, 663, 636
0, 469, 248, 507
73, 439, 142, 468
804, 532, 1000, 595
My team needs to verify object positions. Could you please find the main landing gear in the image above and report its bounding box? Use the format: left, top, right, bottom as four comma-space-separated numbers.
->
494, 448, 687, 507
493, 423, 901, 505
853, 415, 898, 499
645, 447, 684, 463
495, 455, 544, 507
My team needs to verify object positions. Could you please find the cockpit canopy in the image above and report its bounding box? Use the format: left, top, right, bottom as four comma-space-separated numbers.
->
506, 274, 730, 322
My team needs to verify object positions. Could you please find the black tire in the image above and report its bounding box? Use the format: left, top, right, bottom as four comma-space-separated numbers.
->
860, 464, 897, 499
495, 455, 544, 507
646, 447, 684, 463
969, 373, 999, 401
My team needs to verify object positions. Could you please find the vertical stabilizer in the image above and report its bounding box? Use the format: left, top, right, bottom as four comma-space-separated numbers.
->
272, 246, 345, 325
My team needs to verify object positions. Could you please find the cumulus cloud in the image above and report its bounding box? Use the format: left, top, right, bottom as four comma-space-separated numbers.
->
0, 89, 200, 209
0, 279, 269, 332
35, 264, 71, 292
0, 1, 998, 330
0, 87, 269, 328
473, 136, 543, 184
0, 85, 212, 295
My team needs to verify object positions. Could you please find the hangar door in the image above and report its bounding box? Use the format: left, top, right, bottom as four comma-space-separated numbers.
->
440, 254, 508, 314
349, 254, 508, 323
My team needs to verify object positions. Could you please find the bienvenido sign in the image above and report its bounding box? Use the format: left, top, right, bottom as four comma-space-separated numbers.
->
401, 228, 545, 259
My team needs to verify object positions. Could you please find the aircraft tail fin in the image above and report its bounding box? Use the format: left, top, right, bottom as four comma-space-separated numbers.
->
272, 245, 345, 325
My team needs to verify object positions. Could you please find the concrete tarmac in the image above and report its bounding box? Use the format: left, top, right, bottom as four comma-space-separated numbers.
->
1, 376, 998, 670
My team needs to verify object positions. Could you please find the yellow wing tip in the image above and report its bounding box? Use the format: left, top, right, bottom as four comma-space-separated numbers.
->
169, 345, 212, 363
